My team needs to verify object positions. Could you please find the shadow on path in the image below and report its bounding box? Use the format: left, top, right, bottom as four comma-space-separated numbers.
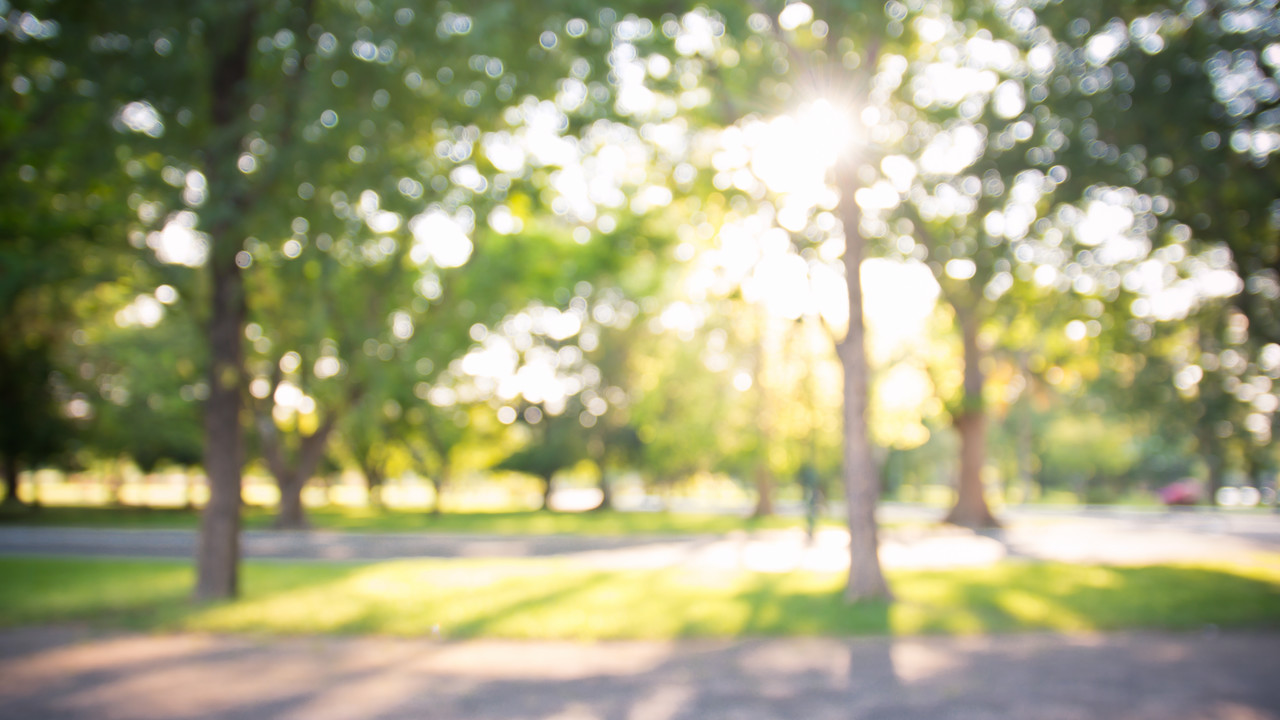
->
2, 627, 1279, 720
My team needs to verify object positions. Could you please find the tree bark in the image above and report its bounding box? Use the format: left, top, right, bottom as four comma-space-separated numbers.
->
410, 442, 449, 516
1208, 455, 1224, 507
194, 2, 257, 602
541, 474, 555, 511
1017, 354, 1035, 504
275, 473, 308, 529
1018, 416, 1035, 504
751, 314, 774, 518
195, 243, 246, 598
593, 470, 614, 512
107, 460, 125, 507
363, 462, 384, 509
430, 464, 448, 516
259, 417, 334, 530
1, 454, 22, 506
836, 161, 891, 603
752, 464, 774, 517
944, 309, 999, 528
1200, 429, 1224, 506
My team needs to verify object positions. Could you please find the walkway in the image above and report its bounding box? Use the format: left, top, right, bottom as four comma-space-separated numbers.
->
2, 627, 1277, 719
1, 508, 1277, 570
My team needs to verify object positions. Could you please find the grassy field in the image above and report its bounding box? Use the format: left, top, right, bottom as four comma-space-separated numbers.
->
0, 504, 849, 535
2, 555, 1277, 640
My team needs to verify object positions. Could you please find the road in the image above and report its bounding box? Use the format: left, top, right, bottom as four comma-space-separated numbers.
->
1, 627, 1277, 719
1, 506, 1277, 570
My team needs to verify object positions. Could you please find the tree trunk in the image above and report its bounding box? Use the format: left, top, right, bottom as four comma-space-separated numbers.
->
541, 474, 555, 511
194, 3, 257, 602
1018, 408, 1034, 504
260, 417, 334, 530
1016, 353, 1035, 504
195, 243, 246, 598
430, 476, 444, 515
594, 470, 613, 512
363, 463, 384, 509
944, 310, 999, 528
1018, 423, 1034, 504
751, 312, 774, 518
836, 160, 891, 603
946, 411, 999, 526
1, 454, 22, 506
106, 459, 126, 507
275, 473, 308, 530
1204, 439, 1224, 506
430, 460, 449, 515
752, 464, 774, 517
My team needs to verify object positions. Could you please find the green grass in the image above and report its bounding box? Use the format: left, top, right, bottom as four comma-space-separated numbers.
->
2, 555, 1277, 640
0, 504, 844, 535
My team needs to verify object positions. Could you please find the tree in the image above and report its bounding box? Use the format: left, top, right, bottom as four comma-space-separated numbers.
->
0, 0, 128, 505
835, 148, 891, 597
87, 0, 680, 592
0, 344, 66, 504
577, 296, 647, 512
40, 0, 1280, 606
71, 281, 205, 486
193, 0, 267, 599
496, 404, 591, 510
628, 316, 741, 500
404, 403, 471, 515
829, 0, 1280, 526
1040, 0, 1280, 345
666, 3, 898, 600
1025, 0, 1280, 500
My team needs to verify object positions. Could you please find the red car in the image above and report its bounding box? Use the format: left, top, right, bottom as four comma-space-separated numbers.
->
1159, 480, 1201, 506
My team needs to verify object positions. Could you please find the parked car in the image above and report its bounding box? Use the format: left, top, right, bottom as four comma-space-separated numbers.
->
1159, 480, 1202, 506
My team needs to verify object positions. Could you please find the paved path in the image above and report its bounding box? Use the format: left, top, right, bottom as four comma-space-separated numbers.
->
2, 627, 1277, 719
1, 509, 1277, 570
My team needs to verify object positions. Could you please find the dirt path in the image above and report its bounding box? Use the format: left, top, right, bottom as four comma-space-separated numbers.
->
2, 626, 1277, 719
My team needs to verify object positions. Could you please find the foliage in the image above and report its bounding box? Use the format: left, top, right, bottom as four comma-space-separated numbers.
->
6, 0, 1280, 546
0, 0, 136, 494
69, 289, 205, 473
494, 407, 591, 507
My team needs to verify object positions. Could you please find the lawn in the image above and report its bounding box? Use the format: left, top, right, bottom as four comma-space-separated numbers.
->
2, 556, 1277, 640
0, 504, 847, 535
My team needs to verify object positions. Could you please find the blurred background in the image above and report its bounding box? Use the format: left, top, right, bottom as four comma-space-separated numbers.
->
2, 0, 1278, 535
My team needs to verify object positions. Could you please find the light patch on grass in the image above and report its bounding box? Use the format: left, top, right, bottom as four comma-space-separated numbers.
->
994, 588, 1087, 630
1, 556, 1277, 640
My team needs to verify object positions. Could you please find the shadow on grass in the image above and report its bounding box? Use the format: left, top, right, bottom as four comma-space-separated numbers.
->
0, 557, 365, 633
436, 570, 619, 639
0, 504, 203, 529
689, 572, 894, 637
1, 556, 1277, 640
0, 503, 835, 536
